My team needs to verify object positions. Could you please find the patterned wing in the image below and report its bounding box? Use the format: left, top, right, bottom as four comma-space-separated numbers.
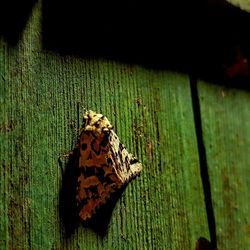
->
108, 130, 142, 184
76, 110, 142, 220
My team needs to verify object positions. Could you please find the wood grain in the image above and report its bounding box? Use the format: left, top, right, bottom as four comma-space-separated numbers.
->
198, 81, 250, 249
0, 2, 209, 249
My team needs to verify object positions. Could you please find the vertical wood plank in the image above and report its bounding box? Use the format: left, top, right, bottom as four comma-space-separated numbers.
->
198, 81, 250, 249
0, 2, 209, 249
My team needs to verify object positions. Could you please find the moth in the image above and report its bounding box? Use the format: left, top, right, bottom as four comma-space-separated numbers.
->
76, 110, 142, 220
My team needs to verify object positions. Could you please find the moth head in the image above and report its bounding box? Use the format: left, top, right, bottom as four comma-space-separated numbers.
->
82, 110, 113, 138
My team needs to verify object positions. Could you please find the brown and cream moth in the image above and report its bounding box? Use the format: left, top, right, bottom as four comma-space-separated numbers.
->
76, 110, 142, 220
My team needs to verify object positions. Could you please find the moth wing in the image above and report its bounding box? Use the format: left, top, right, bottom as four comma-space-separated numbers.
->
76, 112, 142, 221
108, 130, 142, 184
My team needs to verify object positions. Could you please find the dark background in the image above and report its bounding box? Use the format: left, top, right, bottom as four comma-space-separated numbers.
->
1, 0, 250, 85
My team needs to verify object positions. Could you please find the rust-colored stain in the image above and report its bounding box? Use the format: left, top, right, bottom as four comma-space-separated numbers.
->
2, 163, 11, 175
146, 139, 153, 161
221, 171, 237, 241
0, 120, 15, 133
222, 174, 230, 193
135, 98, 143, 107
7, 196, 29, 249
133, 123, 144, 138
243, 224, 250, 234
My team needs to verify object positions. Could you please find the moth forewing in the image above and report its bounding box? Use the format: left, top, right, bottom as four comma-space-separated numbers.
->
76, 110, 142, 220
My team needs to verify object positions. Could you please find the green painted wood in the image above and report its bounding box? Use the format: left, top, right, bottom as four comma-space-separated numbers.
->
0, 2, 209, 249
226, 0, 250, 12
198, 81, 250, 249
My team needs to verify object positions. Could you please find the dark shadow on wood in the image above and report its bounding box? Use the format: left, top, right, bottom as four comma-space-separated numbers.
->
0, 0, 249, 88
42, 0, 250, 89
42, 0, 196, 72
59, 148, 80, 237
59, 145, 125, 237
81, 186, 125, 237
190, 77, 218, 250
0, 0, 37, 44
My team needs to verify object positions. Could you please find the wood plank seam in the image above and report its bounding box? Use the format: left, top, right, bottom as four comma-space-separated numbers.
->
190, 76, 218, 250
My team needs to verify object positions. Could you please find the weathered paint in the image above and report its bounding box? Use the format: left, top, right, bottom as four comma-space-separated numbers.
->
0, 2, 210, 249
198, 82, 250, 249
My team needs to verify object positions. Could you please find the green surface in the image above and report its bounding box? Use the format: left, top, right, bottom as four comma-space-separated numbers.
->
0, 2, 209, 250
227, 0, 250, 12
198, 82, 250, 250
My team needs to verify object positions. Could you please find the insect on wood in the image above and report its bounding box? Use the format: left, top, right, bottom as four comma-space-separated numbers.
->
76, 110, 142, 220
